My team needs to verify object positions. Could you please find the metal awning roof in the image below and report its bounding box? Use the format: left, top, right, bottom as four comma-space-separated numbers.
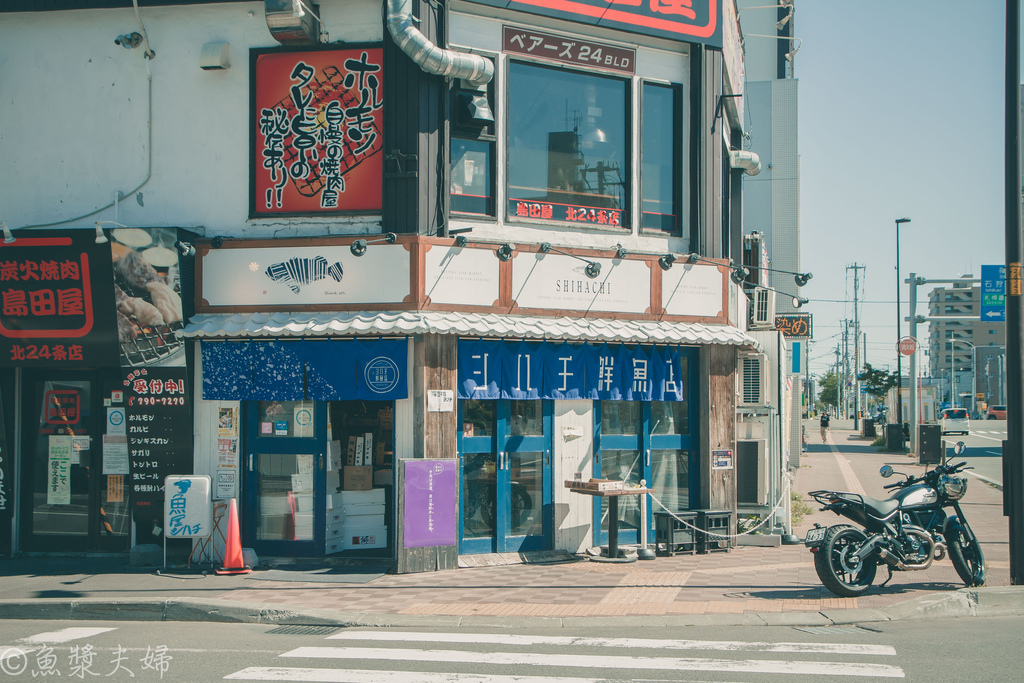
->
179, 311, 760, 350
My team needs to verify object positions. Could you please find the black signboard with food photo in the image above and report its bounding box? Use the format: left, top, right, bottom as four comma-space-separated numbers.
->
0, 231, 118, 367
109, 227, 187, 367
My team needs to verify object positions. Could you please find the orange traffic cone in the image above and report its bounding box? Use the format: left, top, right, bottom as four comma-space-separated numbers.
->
215, 498, 251, 575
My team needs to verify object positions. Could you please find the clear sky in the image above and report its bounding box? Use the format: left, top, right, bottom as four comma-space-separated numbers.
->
796, 1, 1009, 380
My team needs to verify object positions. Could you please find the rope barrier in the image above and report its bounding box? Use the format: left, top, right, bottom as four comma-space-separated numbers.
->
647, 488, 788, 539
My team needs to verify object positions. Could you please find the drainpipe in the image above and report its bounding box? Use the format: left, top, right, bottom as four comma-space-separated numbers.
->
729, 149, 761, 176
386, 0, 493, 87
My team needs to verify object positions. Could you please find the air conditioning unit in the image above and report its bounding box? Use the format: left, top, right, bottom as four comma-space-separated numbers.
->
739, 354, 769, 406
736, 439, 768, 506
749, 287, 776, 328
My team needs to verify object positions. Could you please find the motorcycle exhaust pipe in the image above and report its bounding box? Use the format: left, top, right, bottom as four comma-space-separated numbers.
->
933, 543, 946, 561
878, 547, 934, 571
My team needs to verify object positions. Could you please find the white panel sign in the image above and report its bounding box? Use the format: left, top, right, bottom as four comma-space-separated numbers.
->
662, 264, 725, 317
164, 475, 213, 538
424, 246, 500, 306
201, 245, 410, 306
427, 389, 455, 412
512, 253, 650, 313
106, 407, 126, 436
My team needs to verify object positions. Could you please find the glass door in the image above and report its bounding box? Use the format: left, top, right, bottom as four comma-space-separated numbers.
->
243, 400, 326, 557
20, 371, 131, 552
459, 399, 551, 554
593, 401, 644, 547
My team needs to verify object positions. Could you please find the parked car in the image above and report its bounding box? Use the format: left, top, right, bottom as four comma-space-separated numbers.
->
940, 408, 971, 435
987, 405, 1007, 420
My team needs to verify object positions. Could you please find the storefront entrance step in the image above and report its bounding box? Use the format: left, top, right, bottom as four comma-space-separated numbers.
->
458, 550, 579, 568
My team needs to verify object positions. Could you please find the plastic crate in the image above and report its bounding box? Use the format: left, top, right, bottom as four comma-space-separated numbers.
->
697, 509, 733, 553
654, 511, 699, 556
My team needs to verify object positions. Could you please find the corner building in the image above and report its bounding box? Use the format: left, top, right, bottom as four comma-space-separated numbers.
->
0, 0, 762, 570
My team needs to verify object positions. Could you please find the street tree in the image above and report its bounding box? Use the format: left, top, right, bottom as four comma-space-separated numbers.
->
816, 370, 838, 414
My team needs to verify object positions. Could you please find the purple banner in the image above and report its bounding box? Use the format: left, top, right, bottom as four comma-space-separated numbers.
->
403, 460, 457, 548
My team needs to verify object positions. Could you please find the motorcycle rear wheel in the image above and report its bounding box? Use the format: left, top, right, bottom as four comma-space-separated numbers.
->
948, 522, 986, 587
814, 526, 878, 597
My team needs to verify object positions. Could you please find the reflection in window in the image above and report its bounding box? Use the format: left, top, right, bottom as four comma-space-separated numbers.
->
509, 400, 543, 436
258, 401, 315, 438
601, 401, 640, 435
651, 449, 689, 511
507, 62, 627, 227
450, 138, 493, 215
462, 400, 496, 438
651, 401, 689, 435
641, 83, 679, 234
600, 449, 642, 533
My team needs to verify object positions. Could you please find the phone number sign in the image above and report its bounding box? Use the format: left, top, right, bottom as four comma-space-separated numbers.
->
774, 313, 812, 339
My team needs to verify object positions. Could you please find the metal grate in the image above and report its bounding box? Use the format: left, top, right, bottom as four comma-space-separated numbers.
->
120, 320, 184, 367
793, 625, 882, 635
266, 625, 342, 636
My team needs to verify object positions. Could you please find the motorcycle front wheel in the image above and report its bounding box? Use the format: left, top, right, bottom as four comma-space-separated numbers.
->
814, 526, 878, 597
948, 522, 986, 587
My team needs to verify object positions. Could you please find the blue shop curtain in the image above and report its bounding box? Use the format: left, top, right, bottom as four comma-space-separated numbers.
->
353, 339, 409, 400
201, 341, 255, 400
584, 343, 626, 401
542, 342, 585, 399
624, 345, 653, 402
654, 345, 686, 402
500, 341, 542, 400
303, 341, 356, 400
252, 342, 307, 400
458, 340, 501, 399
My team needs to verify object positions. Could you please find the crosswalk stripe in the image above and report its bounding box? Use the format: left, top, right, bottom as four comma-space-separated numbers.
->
18, 627, 117, 645
326, 630, 896, 656
279, 646, 905, 678
226, 668, 702, 683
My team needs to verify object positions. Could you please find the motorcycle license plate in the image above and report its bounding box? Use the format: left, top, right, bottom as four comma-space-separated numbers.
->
804, 527, 827, 547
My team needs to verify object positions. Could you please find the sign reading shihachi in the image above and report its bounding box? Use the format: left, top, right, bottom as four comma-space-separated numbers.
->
124, 367, 193, 506
252, 46, 384, 216
469, 0, 721, 47
0, 232, 118, 367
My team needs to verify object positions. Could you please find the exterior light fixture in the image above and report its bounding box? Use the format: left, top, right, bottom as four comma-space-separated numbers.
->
615, 244, 628, 260
94, 220, 131, 244
211, 236, 224, 248
174, 241, 195, 258
539, 242, 600, 278
1, 222, 14, 244
350, 232, 397, 257
687, 253, 700, 264
793, 296, 809, 308
731, 266, 750, 285
658, 254, 677, 271
794, 272, 813, 287
496, 243, 516, 261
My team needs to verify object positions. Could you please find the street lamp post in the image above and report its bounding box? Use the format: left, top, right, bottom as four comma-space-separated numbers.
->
895, 217, 911, 447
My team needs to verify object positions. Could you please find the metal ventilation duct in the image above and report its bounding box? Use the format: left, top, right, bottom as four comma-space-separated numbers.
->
386, 0, 493, 87
729, 149, 762, 176
265, 0, 320, 45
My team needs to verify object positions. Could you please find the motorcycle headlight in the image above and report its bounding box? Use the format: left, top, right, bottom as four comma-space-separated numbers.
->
939, 475, 968, 501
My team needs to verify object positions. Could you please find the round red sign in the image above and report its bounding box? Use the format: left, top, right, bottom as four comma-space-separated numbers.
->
898, 336, 918, 356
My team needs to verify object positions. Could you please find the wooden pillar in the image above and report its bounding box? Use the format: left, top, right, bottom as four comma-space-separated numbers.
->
698, 345, 737, 518
396, 333, 458, 573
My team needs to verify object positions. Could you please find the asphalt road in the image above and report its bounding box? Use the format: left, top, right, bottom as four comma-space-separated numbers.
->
948, 421, 1006, 486
1, 617, 1023, 682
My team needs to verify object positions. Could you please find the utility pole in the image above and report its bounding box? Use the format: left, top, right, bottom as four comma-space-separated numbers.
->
849, 264, 866, 429
842, 320, 850, 419
1003, 0, 1023, 585
834, 343, 841, 416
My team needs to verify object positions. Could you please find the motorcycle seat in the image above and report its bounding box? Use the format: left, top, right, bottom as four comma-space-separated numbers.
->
861, 495, 900, 519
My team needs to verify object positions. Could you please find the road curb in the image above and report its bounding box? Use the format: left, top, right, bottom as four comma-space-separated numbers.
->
1, 588, 1023, 628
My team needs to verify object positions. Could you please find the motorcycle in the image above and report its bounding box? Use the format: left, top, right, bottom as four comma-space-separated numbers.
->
804, 441, 986, 597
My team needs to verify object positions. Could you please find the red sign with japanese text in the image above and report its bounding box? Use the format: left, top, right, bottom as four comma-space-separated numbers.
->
252, 47, 384, 216
0, 232, 118, 367
470, 0, 721, 47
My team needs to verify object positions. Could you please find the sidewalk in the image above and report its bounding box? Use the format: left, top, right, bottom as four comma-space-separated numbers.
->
0, 422, 1020, 628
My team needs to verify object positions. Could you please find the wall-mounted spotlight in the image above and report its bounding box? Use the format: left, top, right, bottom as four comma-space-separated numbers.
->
794, 272, 813, 287
615, 244, 628, 260
658, 254, 677, 271
793, 296, 809, 308
730, 266, 750, 285
211, 236, 224, 248
115, 32, 144, 49
1, 222, 14, 244
539, 242, 601, 278
94, 220, 131, 244
687, 253, 700, 264
350, 232, 397, 257
174, 241, 196, 258
496, 243, 516, 262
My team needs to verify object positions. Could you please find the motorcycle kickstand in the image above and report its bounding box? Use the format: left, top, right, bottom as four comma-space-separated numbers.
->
879, 564, 895, 588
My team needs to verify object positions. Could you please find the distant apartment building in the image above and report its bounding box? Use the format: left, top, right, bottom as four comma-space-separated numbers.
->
927, 276, 1006, 408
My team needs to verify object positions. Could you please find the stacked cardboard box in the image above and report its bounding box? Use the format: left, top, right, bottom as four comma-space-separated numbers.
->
325, 488, 387, 553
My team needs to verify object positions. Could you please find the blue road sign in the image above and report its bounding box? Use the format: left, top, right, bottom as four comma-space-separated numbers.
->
981, 264, 1006, 322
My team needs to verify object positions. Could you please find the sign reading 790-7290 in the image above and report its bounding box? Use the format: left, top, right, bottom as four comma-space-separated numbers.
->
252, 47, 384, 216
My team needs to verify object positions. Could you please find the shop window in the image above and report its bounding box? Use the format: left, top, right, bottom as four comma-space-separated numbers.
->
600, 400, 640, 435
509, 399, 543, 436
257, 400, 315, 438
507, 62, 628, 228
462, 399, 496, 437
451, 138, 495, 216
651, 400, 689, 435
641, 83, 680, 234
329, 400, 395, 481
